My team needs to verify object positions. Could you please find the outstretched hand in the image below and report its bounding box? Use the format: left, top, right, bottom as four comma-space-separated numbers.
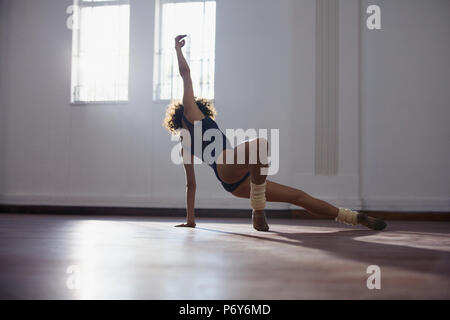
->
175, 222, 196, 228
175, 35, 187, 49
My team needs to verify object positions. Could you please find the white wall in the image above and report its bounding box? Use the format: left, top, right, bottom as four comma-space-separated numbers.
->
0, 0, 304, 209
361, 0, 450, 210
0, 0, 449, 211
0, 0, 9, 198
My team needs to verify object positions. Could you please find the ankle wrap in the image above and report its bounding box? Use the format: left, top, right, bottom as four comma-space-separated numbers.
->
250, 182, 266, 211
336, 208, 359, 226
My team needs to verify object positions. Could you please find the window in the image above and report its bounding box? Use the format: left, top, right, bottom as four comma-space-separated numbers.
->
154, 0, 216, 101
70, 0, 130, 103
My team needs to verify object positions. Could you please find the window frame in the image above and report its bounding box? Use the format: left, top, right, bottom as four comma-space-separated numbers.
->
153, 0, 216, 104
70, 0, 131, 105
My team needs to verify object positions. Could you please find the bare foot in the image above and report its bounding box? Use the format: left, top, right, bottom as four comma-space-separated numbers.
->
175, 223, 196, 228
252, 210, 270, 232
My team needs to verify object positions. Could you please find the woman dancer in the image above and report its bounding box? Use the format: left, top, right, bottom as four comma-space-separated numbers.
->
163, 35, 386, 232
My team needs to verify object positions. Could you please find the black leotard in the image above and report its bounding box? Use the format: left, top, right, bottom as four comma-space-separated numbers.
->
181, 114, 250, 193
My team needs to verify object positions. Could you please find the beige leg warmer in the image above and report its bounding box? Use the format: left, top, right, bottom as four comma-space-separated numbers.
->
250, 182, 266, 211
335, 208, 359, 226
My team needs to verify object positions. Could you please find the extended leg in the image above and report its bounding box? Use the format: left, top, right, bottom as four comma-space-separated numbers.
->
265, 181, 386, 230
233, 180, 386, 231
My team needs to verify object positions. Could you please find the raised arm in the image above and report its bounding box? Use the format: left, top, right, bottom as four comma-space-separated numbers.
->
175, 148, 197, 228
174, 35, 202, 119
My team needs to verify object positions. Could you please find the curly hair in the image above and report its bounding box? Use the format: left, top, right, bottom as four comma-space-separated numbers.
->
163, 98, 217, 134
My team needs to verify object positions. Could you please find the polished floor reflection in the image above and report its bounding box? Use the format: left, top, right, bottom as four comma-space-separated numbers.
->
0, 214, 449, 299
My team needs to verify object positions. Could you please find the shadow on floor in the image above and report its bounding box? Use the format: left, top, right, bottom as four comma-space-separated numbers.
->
197, 227, 450, 278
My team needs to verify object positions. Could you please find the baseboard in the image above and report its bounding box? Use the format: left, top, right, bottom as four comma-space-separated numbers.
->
0, 204, 292, 219
1, 204, 449, 221
290, 210, 450, 221
0, 194, 361, 212
1, 193, 449, 216
0, 193, 364, 211
362, 198, 450, 212
0, 193, 288, 210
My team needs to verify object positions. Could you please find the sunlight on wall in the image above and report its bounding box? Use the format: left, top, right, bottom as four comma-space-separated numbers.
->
154, 0, 216, 100
71, 1, 130, 103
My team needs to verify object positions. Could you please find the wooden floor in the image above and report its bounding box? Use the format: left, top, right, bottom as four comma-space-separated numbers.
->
0, 213, 449, 299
